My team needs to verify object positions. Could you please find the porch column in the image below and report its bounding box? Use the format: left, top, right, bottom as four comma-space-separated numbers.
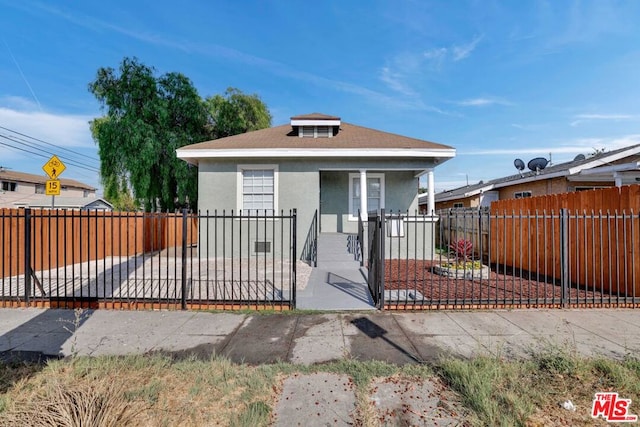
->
426, 169, 435, 215
360, 169, 368, 221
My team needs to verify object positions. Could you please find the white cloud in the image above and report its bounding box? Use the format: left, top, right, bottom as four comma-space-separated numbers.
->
459, 134, 640, 156
0, 101, 94, 149
570, 113, 639, 127
452, 35, 484, 61
379, 67, 415, 96
575, 114, 635, 120
0, 98, 102, 188
421, 35, 483, 71
422, 47, 448, 69
457, 97, 512, 107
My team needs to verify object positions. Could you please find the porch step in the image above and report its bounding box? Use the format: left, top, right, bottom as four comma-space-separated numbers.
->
316, 233, 361, 266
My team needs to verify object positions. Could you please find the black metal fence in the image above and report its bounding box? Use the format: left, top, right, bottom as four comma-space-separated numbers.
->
366, 208, 640, 310
301, 210, 318, 267
1, 208, 297, 310
366, 211, 385, 308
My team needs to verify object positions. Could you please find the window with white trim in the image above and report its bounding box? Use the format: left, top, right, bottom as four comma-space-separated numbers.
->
238, 165, 278, 214
349, 173, 385, 219
453, 202, 464, 208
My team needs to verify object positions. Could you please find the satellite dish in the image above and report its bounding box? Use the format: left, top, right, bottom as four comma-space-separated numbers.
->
527, 157, 549, 173
514, 158, 525, 171
573, 154, 586, 162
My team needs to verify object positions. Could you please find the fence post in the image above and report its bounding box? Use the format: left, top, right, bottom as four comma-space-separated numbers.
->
23, 208, 31, 306
292, 209, 297, 310
560, 208, 569, 308
181, 208, 188, 310
379, 209, 385, 310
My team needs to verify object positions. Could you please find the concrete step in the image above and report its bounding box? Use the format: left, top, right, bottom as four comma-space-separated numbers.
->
317, 233, 361, 264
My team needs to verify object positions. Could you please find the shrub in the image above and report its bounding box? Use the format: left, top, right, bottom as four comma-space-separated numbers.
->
449, 239, 473, 262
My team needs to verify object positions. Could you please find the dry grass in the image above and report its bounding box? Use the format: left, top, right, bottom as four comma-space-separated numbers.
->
1, 349, 639, 426
0, 355, 281, 427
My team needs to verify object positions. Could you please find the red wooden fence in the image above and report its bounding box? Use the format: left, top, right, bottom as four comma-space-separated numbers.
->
1, 209, 198, 279
490, 185, 640, 296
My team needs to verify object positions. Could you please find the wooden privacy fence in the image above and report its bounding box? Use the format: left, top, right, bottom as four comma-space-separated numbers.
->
490, 185, 640, 297
1, 209, 197, 279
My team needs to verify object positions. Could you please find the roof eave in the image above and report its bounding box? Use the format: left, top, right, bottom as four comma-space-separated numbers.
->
435, 184, 495, 202
176, 148, 456, 160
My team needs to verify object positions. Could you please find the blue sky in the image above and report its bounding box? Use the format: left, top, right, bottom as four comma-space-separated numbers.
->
1, 0, 640, 194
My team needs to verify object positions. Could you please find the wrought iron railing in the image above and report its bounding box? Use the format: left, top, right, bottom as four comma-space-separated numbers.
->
301, 209, 318, 267
365, 208, 640, 310
0, 208, 297, 310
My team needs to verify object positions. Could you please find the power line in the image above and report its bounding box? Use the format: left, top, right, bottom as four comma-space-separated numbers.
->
0, 125, 100, 167
0, 132, 100, 171
0, 135, 100, 173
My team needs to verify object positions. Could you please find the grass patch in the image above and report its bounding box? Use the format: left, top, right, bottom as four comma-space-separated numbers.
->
1, 347, 639, 426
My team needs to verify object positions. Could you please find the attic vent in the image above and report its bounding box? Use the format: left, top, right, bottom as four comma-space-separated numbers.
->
317, 126, 330, 137
299, 126, 332, 138
301, 126, 314, 138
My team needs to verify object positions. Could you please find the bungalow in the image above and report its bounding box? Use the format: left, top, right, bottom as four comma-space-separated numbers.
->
176, 113, 455, 259
425, 143, 640, 211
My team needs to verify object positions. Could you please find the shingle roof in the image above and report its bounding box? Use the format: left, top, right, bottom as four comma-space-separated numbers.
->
435, 144, 640, 201
0, 169, 96, 190
179, 121, 453, 151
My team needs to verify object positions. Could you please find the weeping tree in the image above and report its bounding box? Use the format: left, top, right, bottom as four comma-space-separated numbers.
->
89, 57, 210, 211
89, 57, 272, 212
206, 87, 272, 138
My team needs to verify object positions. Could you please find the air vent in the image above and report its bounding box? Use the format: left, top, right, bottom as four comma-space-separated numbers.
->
254, 241, 271, 253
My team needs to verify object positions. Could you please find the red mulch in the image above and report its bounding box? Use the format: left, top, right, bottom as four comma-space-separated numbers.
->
383, 260, 625, 308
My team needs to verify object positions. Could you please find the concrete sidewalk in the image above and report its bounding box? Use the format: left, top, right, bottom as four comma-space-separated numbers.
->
2, 308, 639, 425
0, 308, 638, 364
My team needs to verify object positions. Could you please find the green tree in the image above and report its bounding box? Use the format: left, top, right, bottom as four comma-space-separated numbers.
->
206, 87, 272, 138
89, 57, 211, 211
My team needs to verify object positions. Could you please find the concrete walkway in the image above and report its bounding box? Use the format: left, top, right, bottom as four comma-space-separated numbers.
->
297, 233, 375, 311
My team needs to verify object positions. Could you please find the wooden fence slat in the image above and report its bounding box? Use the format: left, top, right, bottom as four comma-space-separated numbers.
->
489, 185, 640, 297
1, 209, 199, 279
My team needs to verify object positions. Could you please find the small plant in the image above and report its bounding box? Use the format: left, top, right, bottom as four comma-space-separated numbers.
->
449, 239, 473, 263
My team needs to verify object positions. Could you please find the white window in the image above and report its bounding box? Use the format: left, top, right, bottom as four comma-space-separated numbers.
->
237, 165, 278, 214
453, 202, 464, 208
349, 173, 385, 220
35, 184, 45, 194
514, 191, 532, 199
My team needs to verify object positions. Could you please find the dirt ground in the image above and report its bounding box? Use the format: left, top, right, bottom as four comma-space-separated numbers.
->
384, 259, 621, 307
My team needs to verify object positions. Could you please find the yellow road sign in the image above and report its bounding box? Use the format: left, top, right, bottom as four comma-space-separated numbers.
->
45, 179, 60, 196
42, 155, 66, 179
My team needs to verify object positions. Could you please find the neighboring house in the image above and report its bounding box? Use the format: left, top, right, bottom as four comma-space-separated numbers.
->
13, 197, 113, 211
177, 113, 455, 258
0, 169, 98, 209
426, 143, 640, 211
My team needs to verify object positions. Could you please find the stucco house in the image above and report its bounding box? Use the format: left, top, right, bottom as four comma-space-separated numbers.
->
177, 113, 455, 259
426, 143, 640, 211
0, 169, 98, 209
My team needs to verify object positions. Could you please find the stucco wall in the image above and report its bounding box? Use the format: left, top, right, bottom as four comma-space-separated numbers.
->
196, 158, 436, 258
